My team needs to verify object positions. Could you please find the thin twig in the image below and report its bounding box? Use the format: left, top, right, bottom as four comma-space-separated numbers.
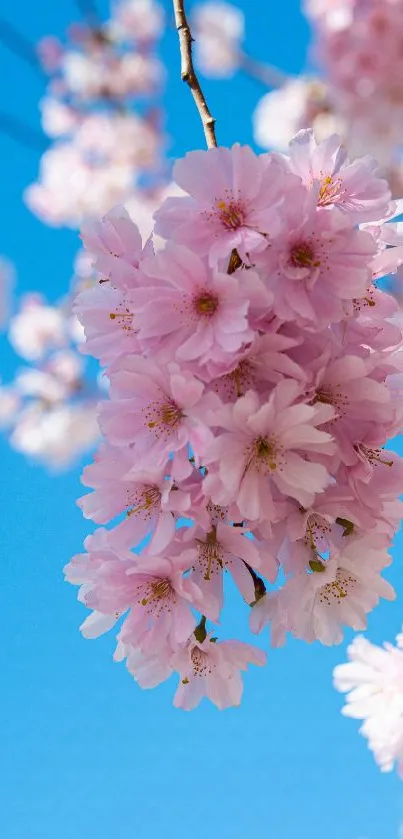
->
172, 0, 217, 149
239, 52, 289, 90
0, 111, 48, 152
0, 16, 44, 77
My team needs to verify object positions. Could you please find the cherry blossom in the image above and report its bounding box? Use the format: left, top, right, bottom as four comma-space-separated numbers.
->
334, 631, 403, 774
67, 132, 403, 709
192, 1, 245, 78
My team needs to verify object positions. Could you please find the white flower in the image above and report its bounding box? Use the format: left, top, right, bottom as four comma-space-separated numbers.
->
254, 79, 315, 151
11, 403, 99, 468
109, 0, 165, 43
192, 1, 244, 78
9, 298, 66, 360
334, 632, 403, 774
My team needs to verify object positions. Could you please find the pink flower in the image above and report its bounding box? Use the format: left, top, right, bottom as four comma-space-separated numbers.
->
78, 443, 190, 546
135, 243, 269, 369
80, 207, 147, 289
75, 282, 139, 367
259, 190, 376, 324
208, 330, 305, 399
177, 519, 275, 621
65, 527, 201, 654
172, 634, 266, 710
272, 534, 395, 646
116, 548, 200, 655
203, 381, 335, 521
100, 355, 218, 469
287, 129, 392, 223
154, 144, 295, 264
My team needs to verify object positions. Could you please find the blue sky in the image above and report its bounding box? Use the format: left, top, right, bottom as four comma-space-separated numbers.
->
1, 1, 403, 838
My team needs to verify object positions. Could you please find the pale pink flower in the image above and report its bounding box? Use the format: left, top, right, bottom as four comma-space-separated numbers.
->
78, 444, 190, 546
274, 534, 395, 646
75, 282, 140, 367
177, 520, 275, 621
260, 190, 376, 325
203, 381, 335, 521
80, 206, 145, 289
116, 556, 200, 655
287, 129, 392, 223
66, 527, 200, 653
154, 144, 293, 264
136, 244, 268, 368
208, 330, 305, 399
100, 356, 218, 468
172, 635, 266, 710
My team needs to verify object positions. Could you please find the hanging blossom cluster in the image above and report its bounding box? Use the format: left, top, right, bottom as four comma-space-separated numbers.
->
26, 0, 167, 228
253, 0, 403, 196
0, 258, 101, 468
65, 129, 403, 709
334, 629, 403, 775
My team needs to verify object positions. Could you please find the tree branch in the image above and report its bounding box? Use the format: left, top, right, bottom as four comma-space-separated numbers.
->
0, 111, 48, 152
172, 0, 217, 149
0, 16, 44, 77
239, 52, 289, 90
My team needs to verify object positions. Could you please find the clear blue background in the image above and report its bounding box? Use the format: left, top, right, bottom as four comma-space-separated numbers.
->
1, 1, 403, 837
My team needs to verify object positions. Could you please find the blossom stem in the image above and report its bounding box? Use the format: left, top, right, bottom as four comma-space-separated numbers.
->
194, 615, 207, 643
172, 0, 218, 149
242, 562, 266, 605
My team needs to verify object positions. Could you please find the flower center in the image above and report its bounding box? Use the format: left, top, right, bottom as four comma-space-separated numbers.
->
255, 436, 278, 469
150, 579, 172, 599
194, 291, 219, 316
217, 359, 255, 399
140, 577, 174, 609
126, 485, 161, 518
318, 568, 358, 605
190, 646, 213, 676
215, 198, 245, 230
196, 529, 224, 581
289, 241, 318, 268
143, 397, 183, 437
318, 175, 343, 207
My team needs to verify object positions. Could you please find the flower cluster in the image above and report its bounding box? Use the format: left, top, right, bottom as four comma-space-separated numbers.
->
334, 628, 403, 774
253, 0, 403, 195
63, 130, 403, 708
0, 270, 101, 469
27, 0, 166, 226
